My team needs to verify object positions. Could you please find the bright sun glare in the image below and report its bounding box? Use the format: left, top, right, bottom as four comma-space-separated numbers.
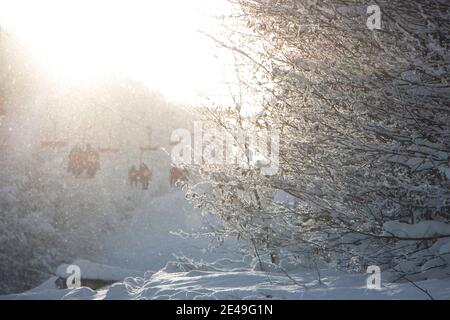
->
0, 0, 232, 103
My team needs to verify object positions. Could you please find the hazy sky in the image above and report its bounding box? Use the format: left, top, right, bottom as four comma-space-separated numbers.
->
0, 0, 236, 104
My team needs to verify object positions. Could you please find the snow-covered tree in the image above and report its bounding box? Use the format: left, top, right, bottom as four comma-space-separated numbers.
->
188, 0, 450, 279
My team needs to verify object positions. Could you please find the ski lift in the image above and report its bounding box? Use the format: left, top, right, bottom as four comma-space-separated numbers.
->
128, 126, 155, 190
67, 142, 101, 179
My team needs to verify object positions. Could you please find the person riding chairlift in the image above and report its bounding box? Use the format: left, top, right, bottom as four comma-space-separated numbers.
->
68, 144, 84, 176
85, 144, 100, 178
139, 163, 151, 190
129, 165, 140, 187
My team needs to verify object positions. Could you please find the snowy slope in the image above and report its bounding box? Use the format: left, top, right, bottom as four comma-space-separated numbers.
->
2, 183, 450, 300
97, 263, 450, 300
6, 256, 450, 300
95, 190, 239, 272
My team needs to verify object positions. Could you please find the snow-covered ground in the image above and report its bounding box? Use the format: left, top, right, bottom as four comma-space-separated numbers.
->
95, 191, 238, 272
5, 254, 450, 300
3, 190, 450, 300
